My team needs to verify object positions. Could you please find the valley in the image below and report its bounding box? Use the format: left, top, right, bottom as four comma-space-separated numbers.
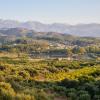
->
0, 28, 100, 100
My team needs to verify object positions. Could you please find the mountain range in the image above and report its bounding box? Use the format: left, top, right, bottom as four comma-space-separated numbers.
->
0, 19, 100, 37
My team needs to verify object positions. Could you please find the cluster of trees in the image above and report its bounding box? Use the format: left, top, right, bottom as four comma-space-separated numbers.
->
0, 54, 100, 100
58, 79, 100, 100
0, 42, 49, 53
0, 37, 100, 62
66, 46, 100, 56
0, 45, 100, 59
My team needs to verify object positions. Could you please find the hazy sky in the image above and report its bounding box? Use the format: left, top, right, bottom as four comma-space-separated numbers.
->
0, 0, 100, 24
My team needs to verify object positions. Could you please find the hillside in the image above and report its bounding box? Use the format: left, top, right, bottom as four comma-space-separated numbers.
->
0, 19, 100, 37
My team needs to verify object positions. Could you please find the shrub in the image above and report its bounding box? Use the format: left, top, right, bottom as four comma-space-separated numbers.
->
0, 82, 15, 100
0, 82, 15, 95
93, 95, 100, 100
60, 79, 79, 88
77, 90, 88, 96
15, 93, 35, 100
35, 90, 51, 100
67, 92, 77, 100
18, 71, 30, 79
78, 94, 91, 100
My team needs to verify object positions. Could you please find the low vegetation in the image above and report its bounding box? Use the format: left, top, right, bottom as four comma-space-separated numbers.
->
0, 52, 100, 100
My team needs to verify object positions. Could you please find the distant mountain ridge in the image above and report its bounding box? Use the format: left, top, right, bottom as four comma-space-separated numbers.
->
0, 28, 75, 39
0, 19, 100, 37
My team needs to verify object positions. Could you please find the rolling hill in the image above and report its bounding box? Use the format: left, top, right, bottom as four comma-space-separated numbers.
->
0, 19, 100, 37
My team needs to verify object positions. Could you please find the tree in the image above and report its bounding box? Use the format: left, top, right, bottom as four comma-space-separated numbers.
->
66, 48, 73, 57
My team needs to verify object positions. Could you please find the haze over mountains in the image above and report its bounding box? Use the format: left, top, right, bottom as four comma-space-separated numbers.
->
0, 19, 100, 37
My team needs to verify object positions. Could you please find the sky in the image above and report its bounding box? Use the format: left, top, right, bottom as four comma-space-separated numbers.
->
0, 0, 100, 24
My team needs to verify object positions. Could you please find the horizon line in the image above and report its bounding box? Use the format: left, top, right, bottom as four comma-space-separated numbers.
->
0, 18, 100, 25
